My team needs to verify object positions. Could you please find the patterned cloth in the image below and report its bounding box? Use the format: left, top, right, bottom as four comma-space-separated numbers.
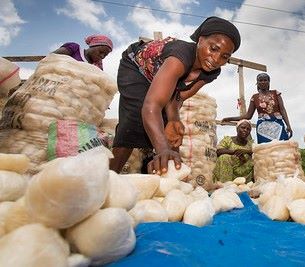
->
130, 37, 176, 82
213, 136, 254, 183
256, 116, 289, 144
250, 90, 289, 143
251, 90, 281, 118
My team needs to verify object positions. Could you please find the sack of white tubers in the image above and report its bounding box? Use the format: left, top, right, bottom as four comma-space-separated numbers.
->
255, 173, 305, 223
0, 147, 140, 266
0, 129, 48, 174
0, 53, 118, 132
0, 54, 117, 173
0, 153, 30, 203
24, 147, 110, 229
0, 223, 70, 267
252, 140, 305, 182
123, 160, 244, 228
180, 92, 218, 190
65, 208, 136, 266
216, 177, 255, 194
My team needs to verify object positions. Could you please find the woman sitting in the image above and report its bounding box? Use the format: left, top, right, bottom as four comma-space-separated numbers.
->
213, 119, 254, 183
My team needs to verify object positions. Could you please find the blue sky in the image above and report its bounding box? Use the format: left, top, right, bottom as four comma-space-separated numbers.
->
1, 0, 305, 148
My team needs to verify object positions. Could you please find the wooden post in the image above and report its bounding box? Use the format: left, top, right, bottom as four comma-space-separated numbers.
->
139, 31, 163, 42
153, 31, 163, 40
228, 57, 267, 117
238, 65, 246, 115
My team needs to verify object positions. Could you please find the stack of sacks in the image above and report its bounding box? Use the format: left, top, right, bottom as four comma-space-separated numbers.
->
253, 140, 305, 182
0, 54, 117, 173
215, 177, 255, 194
0, 224, 70, 267
0, 147, 139, 266
0, 153, 246, 266
255, 174, 305, 224
180, 92, 218, 190
123, 160, 243, 228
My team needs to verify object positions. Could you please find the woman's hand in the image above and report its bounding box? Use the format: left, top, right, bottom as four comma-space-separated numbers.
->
147, 149, 181, 175
233, 149, 248, 164
286, 127, 293, 138
164, 121, 185, 148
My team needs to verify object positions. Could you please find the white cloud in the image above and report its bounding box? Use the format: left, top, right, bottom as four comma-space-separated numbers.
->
156, 0, 199, 21
127, 3, 196, 41
0, 0, 25, 46
56, 0, 129, 42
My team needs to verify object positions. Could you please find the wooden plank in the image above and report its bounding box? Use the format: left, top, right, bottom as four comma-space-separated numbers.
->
215, 120, 256, 128
3, 56, 45, 62
228, 57, 267, 72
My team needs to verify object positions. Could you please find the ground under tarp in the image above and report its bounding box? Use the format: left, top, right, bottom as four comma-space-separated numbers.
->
105, 193, 305, 267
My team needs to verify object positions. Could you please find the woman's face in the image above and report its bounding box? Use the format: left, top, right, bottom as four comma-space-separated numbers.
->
196, 34, 235, 72
237, 122, 252, 139
88, 45, 112, 63
257, 77, 270, 91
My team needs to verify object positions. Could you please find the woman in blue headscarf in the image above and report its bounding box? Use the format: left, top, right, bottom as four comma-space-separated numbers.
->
222, 73, 292, 144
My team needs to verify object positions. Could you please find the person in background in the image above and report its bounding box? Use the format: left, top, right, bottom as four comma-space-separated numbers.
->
53, 34, 113, 70
110, 16, 241, 175
222, 73, 292, 144
213, 119, 254, 183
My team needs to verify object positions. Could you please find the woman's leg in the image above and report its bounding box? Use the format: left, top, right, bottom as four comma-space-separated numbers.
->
109, 147, 133, 173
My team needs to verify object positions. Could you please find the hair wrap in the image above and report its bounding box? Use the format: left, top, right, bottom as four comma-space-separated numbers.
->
85, 34, 113, 50
236, 119, 252, 129
256, 73, 270, 81
190, 16, 241, 52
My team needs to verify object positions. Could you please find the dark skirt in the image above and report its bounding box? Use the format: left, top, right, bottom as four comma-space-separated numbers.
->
113, 52, 166, 149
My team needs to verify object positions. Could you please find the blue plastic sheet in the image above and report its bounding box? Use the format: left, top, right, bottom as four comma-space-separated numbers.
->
105, 193, 305, 267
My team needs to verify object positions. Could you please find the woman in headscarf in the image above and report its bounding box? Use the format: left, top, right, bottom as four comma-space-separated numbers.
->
53, 34, 113, 70
110, 16, 241, 175
213, 119, 254, 183
222, 73, 292, 144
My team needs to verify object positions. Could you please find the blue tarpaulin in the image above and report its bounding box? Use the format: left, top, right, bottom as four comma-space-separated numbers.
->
106, 193, 305, 267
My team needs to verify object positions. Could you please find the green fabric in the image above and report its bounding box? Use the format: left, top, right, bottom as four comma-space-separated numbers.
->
47, 121, 58, 161
213, 136, 253, 183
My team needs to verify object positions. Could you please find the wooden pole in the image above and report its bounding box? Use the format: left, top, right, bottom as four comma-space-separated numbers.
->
238, 65, 246, 115
229, 57, 267, 117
